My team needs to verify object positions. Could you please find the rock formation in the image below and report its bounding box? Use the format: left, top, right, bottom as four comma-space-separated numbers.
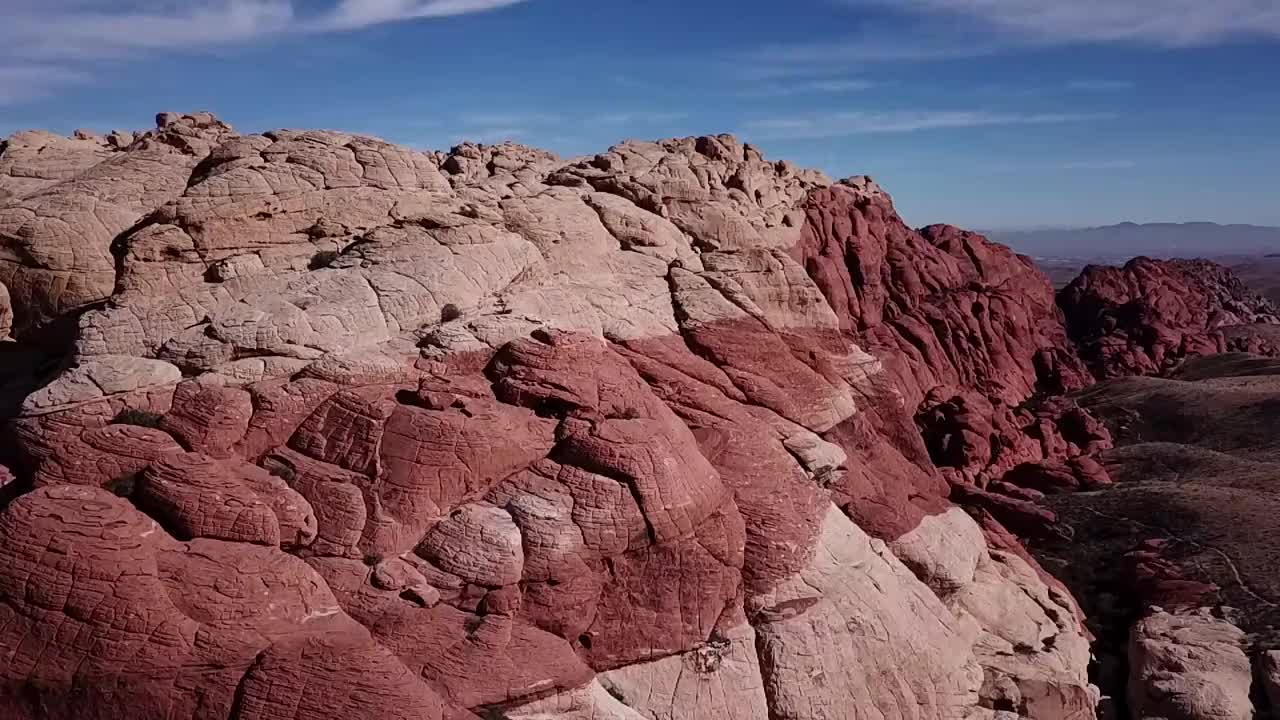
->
1059, 257, 1280, 378
4, 112, 1279, 720
0, 114, 1103, 719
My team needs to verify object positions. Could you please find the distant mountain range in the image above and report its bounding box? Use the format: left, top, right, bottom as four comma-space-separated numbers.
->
985, 222, 1280, 260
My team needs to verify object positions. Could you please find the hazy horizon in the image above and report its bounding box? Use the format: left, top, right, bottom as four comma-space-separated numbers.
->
980, 220, 1280, 233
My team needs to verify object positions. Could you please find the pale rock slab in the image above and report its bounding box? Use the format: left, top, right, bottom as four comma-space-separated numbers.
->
1128, 609, 1253, 720
499, 680, 647, 720
752, 504, 984, 720
951, 550, 1096, 718
20, 355, 182, 416
599, 623, 769, 720
889, 505, 986, 593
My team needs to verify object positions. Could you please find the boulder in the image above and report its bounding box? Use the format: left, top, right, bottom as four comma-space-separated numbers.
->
1128, 610, 1253, 720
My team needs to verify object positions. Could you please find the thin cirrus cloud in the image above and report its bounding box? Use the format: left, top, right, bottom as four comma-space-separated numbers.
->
754, 21, 1008, 66
1066, 80, 1137, 92
317, 0, 530, 31
456, 110, 688, 130
865, 0, 1280, 45
0, 0, 530, 103
0, 65, 92, 105
740, 79, 879, 97
1058, 159, 1137, 170
742, 110, 1114, 139
758, 0, 1280, 70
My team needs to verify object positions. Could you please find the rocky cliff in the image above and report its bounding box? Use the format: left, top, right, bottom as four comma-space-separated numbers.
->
0, 113, 1276, 720
1059, 257, 1280, 378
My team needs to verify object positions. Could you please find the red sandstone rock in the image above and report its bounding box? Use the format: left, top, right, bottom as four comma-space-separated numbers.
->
29, 421, 184, 489
1003, 457, 1113, 495
951, 483, 1059, 540
1060, 257, 1280, 378
793, 183, 1091, 412
792, 178, 1128, 541
160, 380, 253, 457
0, 118, 1110, 718
915, 389, 1113, 490
1125, 539, 1220, 610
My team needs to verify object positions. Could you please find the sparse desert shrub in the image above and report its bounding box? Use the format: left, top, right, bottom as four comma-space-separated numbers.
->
440, 303, 463, 322
112, 408, 164, 428
309, 249, 340, 270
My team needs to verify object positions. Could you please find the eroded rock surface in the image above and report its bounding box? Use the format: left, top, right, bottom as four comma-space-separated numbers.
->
1060, 257, 1280, 378
0, 114, 1159, 719
1128, 610, 1253, 720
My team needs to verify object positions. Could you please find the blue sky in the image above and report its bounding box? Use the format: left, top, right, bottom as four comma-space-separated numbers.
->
3, 0, 1279, 229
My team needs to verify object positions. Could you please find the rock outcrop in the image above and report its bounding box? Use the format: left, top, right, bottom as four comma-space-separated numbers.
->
791, 178, 1117, 540
1128, 610, 1254, 720
0, 113, 235, 337
0, 115, 1106, 719
1059, 257, 1280, 378
10, 111, 1280, 720
794, 184, 1092, 410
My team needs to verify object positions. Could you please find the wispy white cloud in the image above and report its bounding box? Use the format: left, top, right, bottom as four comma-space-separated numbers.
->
1066, 79, 1136, 92
741, 110, 1113, 139
860, 0, 1280, 46
458, 111, 562, 127
610, 75, 671, 92
451, 127, 530, 144
0, 0, 529, 104
740, 78, 879, 97
971, 79, 1136, 97
399, 109, 693, 150
6, 2, 293, 60
454, 110, 687, 131
757, 1, 1280, 71
754, 20, 1010, 68
1057, 159, 1137, 170
804, 79, 880, 93
318, 0, 528, 31
592, 111, 690, 125
0, 65, 91, 105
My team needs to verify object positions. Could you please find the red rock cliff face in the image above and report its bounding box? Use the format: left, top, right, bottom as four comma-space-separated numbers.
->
1059, 257, 1280, 378
793, 179, 1103, 497
794, 179, 1092, 411
0, 117, 1096, 719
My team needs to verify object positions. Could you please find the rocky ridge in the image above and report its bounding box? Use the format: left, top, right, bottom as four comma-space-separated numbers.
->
0, 112, 1277, 720
1059, 257, 1280, 378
